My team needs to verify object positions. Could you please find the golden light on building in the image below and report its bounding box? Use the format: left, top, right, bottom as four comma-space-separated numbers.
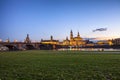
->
41, 30, 86, 46
108, 40, 113, 46
41, 35, 59, 45
69, 30, 86, 46
96, 40, 113, 46
63, 37, 70, 46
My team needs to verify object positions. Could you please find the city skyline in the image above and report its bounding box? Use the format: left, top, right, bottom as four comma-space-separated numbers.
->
0, 0, 120, 41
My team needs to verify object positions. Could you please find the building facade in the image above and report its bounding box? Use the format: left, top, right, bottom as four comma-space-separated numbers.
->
113, 38, 120, 45
63, 30, 86, 47
41, 36, 59, 45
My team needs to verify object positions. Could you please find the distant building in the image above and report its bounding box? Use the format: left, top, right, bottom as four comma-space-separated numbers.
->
113, 38, 120, 45
69, 30, 86, 47
96, 40, 113, 46
14, 39, 18, 43
5, 38, 10, 43
41, 35, 59, 45
85, 40, 95, 47
62, 30, 86, 47
63, 37, 70, 46
108, 40, 113, 46
24, 34, 31, 43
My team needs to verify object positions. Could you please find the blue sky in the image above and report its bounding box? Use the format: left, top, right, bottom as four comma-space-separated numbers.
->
0, 0, 120, 42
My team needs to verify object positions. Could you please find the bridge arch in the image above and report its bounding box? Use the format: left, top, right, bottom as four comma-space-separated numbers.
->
25, 44, 36, 50
4, 44, 19, 51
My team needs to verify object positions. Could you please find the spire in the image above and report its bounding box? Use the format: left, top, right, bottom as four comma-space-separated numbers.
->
41, 38, 43, 42
66, 36, 68, 40
25, 34, 31, 43
50, 35, 53, 41
70, 30, 73, 39
26, 34, 30, 40
70, 30, 73, 33
77, 32, 80, 37
27, 34, 29, 38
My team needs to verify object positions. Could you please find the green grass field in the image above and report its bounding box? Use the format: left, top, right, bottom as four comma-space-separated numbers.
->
0, 50, 120, 80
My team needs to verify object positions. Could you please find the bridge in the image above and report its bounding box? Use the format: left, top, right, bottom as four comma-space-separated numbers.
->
0, 42, 42, 50
0, 41, 63, 51
0, 34, 63, 51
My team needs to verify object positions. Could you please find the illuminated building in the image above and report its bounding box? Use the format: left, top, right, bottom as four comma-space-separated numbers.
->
96, 40, 113, 46
69, 30, 86, 46
63, 30, 86, 46
63, 37, 70, 46
108, 40, 113, 46
41, 35, 59, 45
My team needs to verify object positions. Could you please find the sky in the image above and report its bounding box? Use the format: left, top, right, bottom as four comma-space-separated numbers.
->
0, 0, 120, 42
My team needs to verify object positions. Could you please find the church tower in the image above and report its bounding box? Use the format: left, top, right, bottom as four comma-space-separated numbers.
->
50, 35, 53, 41
77, 32, 80, 37
70, 30, 73, 40
25, 34, 31, 43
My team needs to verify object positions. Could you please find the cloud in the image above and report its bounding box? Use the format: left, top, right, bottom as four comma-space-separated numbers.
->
93, 28, 107, 32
